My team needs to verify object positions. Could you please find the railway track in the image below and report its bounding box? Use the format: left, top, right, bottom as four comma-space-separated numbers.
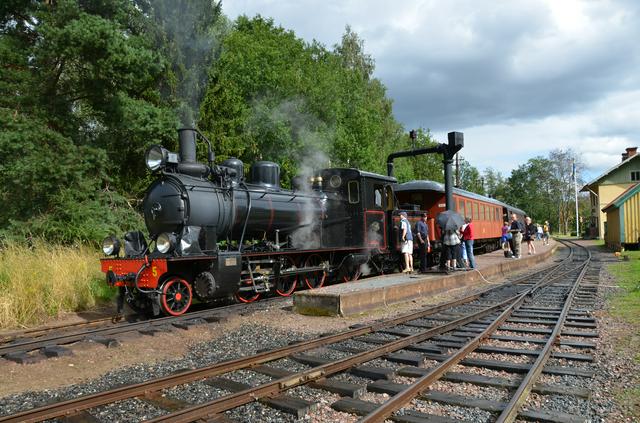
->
0, 239, 602, 423
0, 246, 570, 364
0, 297, 286, 363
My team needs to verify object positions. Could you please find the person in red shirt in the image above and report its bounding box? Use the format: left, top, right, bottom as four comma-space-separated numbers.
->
462, 217, 476, 269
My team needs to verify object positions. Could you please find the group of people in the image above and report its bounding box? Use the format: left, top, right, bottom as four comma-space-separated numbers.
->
399, 210, 551, 272
399, 211, 476, 273
500, 214, 550, 259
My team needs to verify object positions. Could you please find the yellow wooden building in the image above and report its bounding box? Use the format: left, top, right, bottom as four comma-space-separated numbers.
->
581, 147, 640, 239
602, 183, 640, 250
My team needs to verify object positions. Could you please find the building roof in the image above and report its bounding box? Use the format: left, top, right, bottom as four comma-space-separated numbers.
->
602, 183, 640, 213
395, 180, 527, 216
581, 154, 640, 192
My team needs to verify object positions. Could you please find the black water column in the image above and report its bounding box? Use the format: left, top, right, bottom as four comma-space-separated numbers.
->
444, 132, 464, 211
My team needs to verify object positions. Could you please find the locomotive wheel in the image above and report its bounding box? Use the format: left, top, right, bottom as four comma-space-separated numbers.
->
303, 254, 327, 289
235, 279, 261, 303
342, 266, 362, 282
276, 256, 298, 296
160, 277, 193, 316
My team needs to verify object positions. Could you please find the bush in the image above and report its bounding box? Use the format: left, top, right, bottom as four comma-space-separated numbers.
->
0, 241, 115, 329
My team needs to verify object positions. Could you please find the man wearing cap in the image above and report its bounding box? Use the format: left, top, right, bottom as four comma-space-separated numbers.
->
415, 212, 430, 272
400, 211, 414, 273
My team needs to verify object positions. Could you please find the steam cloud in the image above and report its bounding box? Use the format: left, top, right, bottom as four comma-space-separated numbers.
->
245, 97, 333, 250
290, 149, 330, 250
149, 0, 224, 127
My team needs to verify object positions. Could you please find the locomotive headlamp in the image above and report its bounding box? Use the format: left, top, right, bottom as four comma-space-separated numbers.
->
145, 145, 169, 172
156, 232, 176, 254
102, 235, 121, 256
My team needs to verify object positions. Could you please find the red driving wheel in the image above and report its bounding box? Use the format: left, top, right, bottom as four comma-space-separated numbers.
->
235, 279, 261, 303
276, 256, 298, 296
342, 266, 362, 282
303, 254, 327, 289
160, 277, 193, 316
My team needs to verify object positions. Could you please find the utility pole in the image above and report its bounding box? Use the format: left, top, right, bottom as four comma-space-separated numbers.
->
573, 160, 579, 237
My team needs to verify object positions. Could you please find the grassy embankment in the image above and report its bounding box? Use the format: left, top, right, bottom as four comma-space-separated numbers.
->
605, 246, 640, 418
0, 241, 115, 329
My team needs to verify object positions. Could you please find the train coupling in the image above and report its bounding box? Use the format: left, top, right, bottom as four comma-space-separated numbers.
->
106, 270, 137, 287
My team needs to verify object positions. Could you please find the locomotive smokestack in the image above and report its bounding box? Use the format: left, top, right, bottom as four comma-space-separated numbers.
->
178, 128, 197, 163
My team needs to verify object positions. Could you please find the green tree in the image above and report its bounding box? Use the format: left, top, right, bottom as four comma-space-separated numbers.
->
391, 128, 444, 183
0, 0, 188, 243
140, 0, 226, 126
199, 17, 404, 183
457, 156, 483, 194
548, 148, 585, 234
482, 167, 509, 202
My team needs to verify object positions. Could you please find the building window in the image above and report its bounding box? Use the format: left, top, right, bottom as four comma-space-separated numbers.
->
631, 171, 640, 181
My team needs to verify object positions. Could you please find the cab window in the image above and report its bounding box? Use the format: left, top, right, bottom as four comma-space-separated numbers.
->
348, 181, 360, 204
373, 185, 383, 209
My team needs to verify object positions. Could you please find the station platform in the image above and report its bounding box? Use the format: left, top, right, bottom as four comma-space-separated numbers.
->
293, 239, 558, 316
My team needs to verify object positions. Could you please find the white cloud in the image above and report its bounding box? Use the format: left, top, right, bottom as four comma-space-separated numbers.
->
221, 0, 640, 178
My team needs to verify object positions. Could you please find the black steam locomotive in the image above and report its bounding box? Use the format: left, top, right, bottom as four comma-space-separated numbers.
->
101, 128, 403, 316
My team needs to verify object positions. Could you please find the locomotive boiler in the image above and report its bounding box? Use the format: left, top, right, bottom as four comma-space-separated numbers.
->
101, 128, 396, 316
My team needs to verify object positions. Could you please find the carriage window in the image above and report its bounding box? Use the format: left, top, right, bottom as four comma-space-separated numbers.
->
458, 199, 464, 214
348, 181, 360, 203
480, 205, 485, 221
496, 207, 500, 221
466, 201, 472, 219
473, 203, 479, 220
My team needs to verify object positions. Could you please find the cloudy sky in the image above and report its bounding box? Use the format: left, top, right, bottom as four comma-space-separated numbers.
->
222, 0, 640, 180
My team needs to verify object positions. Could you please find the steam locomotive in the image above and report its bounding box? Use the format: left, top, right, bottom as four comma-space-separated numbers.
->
101, 128, 524, 316
101, 129, 403, 316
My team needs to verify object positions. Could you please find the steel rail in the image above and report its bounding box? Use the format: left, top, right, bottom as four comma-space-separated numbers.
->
141, 244, 581, 422
495, 243, 591, 423
360, 241, 590, 422
144, 294, 524, 422
0, 297, 286, 356
0, 242, 574, 423
0, 280, 523, 423
361, 291, 531, 422
0, 316, 116, 343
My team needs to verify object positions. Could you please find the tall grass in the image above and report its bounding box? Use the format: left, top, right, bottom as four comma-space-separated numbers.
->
0, 241, 115, 329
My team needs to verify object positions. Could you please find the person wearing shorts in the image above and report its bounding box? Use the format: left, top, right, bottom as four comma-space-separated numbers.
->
400, 212, 414, 273
443, 228, 461, 270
